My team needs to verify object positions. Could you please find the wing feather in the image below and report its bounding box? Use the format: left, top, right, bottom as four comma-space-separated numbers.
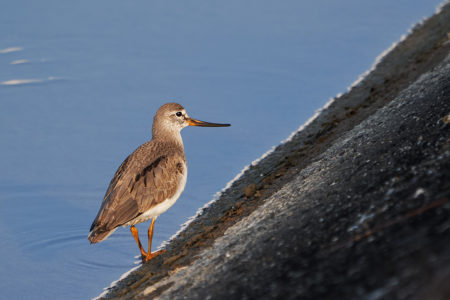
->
90, 141, 186, 235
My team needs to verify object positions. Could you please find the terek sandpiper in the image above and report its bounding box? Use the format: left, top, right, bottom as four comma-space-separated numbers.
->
88, 103, 230, 261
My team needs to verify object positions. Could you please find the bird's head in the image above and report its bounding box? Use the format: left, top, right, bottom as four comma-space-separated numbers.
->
152, 102, 230, 139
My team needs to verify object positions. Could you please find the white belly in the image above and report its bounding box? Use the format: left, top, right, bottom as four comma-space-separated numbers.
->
123, 165, 187, 226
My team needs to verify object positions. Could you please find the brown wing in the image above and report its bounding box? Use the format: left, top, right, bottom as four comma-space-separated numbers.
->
130, 155, 184, 211
89, 142, 185, 238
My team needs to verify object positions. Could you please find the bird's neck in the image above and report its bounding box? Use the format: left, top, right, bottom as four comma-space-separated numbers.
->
152, 128, 184, 150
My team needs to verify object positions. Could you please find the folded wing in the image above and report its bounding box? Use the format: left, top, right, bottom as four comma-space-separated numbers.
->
88, 143, 185, 243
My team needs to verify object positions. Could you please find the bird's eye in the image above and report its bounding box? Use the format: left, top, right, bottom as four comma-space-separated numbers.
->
176, 112, 183, 117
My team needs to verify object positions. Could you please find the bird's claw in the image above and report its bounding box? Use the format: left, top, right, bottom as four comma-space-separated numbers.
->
142, 249, 167, 263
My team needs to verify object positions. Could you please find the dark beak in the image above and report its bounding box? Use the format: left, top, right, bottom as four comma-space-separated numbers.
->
187, 118, 230, 127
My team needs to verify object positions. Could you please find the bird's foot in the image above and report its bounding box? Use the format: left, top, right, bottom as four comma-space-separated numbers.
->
143, 249, 167, 262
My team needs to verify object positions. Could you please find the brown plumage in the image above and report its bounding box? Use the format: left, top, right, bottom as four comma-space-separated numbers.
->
88, 103, 230, 262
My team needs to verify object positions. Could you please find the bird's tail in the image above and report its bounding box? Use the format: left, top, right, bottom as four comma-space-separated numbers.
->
88, 227, 116, 244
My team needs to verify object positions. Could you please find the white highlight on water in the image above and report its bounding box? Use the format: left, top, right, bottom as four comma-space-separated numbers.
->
10, 59, 29, 65
0, 47, 23, 54
94, 263, 141, 300
1, 77, 58, 86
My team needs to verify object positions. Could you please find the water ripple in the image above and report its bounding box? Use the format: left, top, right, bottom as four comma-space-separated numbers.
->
25, 229, 86, 251
21, 225, 135, 271
76, 258, 132, 270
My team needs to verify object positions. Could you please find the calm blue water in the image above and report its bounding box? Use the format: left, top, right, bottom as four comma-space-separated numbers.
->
0, 1, 442, 299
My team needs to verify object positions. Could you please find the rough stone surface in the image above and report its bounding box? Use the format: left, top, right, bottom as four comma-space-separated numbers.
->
152, 53, 450, 300
98, 3, 450, 299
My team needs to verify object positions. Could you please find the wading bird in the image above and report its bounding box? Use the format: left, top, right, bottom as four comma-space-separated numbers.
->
88, 103, 230, 261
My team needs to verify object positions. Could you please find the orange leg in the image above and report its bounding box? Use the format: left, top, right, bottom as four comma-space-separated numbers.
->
145, 217, 166, 262
130, 225, 147, 258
